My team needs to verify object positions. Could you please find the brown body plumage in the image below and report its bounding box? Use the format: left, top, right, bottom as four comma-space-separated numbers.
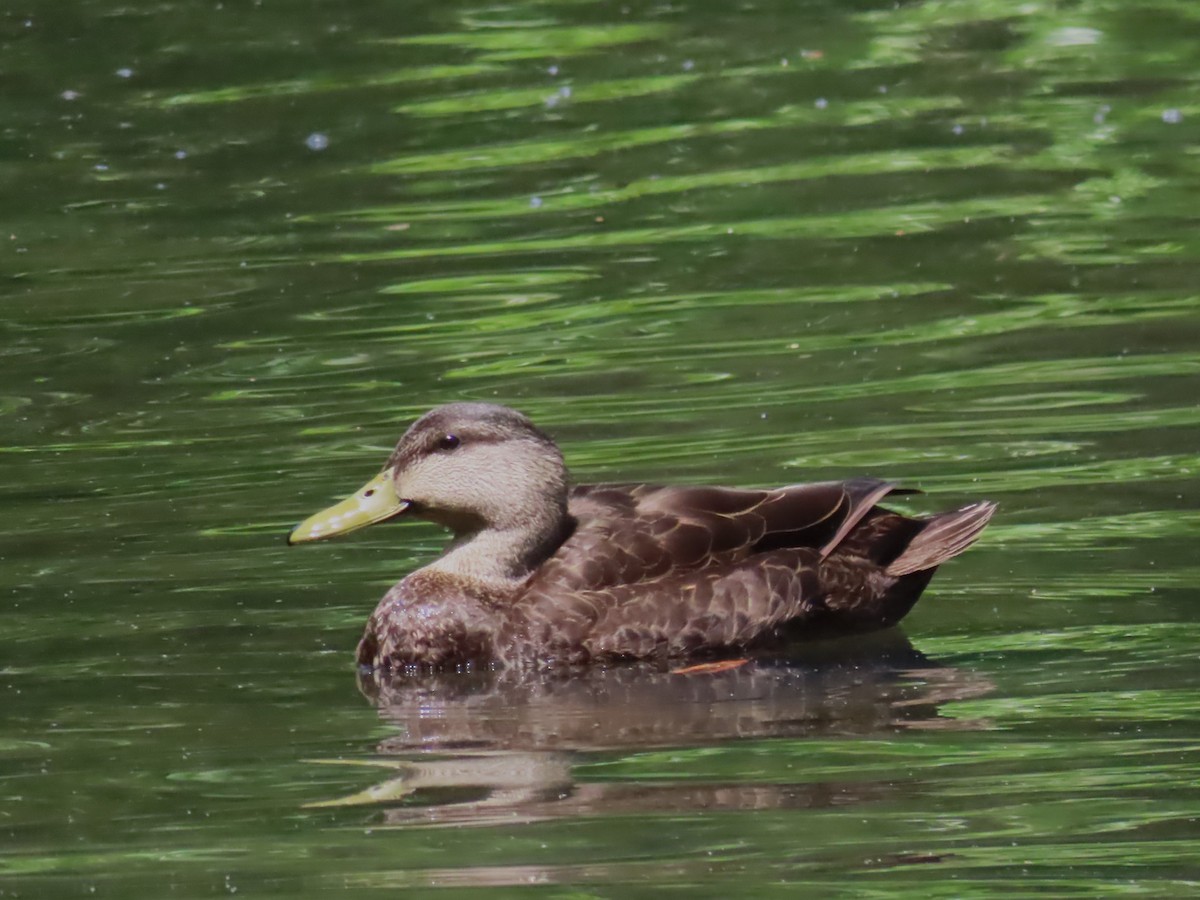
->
288, 403, 995, 671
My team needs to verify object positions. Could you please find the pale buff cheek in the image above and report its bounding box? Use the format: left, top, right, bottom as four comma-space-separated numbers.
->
394, 442, 563, 521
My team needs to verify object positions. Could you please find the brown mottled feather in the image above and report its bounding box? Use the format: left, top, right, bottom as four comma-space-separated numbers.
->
494, 480, 995, 666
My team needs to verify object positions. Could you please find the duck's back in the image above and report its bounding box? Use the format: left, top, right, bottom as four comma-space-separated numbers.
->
504, 478, 993, 664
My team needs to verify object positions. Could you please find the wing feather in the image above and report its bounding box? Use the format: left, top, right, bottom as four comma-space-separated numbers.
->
513, 479, 906, 662
532, 479, 897, 592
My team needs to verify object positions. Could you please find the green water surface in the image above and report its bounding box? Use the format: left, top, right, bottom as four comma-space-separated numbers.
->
3, 0, 1199, 896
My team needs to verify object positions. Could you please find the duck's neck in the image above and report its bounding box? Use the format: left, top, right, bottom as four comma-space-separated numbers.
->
424, 513, 575, 600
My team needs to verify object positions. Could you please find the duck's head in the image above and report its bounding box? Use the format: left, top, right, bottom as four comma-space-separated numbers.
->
287, 403, 570, 545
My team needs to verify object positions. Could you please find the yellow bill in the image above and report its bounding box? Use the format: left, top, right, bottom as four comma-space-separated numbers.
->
287, 467, 408, 544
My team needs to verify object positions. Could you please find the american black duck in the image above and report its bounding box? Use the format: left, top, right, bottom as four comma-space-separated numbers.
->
288, 403, 995, 670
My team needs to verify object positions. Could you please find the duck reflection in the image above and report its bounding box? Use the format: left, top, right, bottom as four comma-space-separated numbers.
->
310, 632, 991, 826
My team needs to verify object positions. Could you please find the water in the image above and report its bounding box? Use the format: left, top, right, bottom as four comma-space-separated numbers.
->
4, 0, 1199, 895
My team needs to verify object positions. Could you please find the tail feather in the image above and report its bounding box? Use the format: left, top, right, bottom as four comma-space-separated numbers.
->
885, 501, 997, 577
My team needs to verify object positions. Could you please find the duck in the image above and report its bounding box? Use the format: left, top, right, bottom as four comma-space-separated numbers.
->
288, 403, 996, 671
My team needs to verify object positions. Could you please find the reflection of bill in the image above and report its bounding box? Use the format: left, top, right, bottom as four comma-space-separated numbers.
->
307, 632, 993, 827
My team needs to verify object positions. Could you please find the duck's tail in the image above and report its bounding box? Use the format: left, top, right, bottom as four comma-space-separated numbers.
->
885, 501, 998, 577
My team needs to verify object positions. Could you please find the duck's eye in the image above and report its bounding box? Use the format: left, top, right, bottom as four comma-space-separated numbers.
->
437, 434, 461, 451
